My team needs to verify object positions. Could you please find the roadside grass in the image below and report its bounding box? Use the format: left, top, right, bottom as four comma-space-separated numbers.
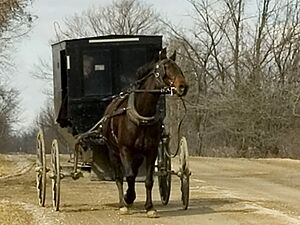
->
0, 155, 14, 177
0, 202, 34, 225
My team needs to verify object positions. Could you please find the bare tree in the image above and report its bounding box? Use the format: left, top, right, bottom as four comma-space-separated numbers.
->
54, 0, 163, 41
0, 0, 29, 31
0, 0, 34, 72
31, 57, 53, 96
0, 83, 19, 151
165, 0, 300, 158
0, 0, 34, 152
33, 100, 72, 154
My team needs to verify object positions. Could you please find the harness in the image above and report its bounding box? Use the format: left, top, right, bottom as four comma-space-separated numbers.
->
75, 58, 178, 146
127, 92, 159, 126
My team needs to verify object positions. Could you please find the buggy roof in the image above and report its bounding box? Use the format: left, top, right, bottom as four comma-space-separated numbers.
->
51, 34, 163, 47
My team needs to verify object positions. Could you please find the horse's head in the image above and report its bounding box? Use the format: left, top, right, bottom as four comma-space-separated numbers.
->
154, 48, 188, 97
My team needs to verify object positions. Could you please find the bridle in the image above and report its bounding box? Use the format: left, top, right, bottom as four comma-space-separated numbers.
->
76, 57, 187, 153
124, 59, 181, 126
133, 59, 178, 95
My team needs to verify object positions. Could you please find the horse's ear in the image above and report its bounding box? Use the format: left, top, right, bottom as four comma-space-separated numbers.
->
170, 50, 176, 61
159, 47, 167, 60
153, 52, 159, 62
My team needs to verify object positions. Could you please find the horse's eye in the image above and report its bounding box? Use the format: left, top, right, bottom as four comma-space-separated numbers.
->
164, 64, 167, 71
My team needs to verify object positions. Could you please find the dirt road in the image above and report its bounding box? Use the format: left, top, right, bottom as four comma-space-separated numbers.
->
0, 154, 299, 225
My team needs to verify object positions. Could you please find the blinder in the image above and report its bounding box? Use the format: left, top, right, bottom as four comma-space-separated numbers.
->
154, 59, 176, 95
154, 60, 166, 80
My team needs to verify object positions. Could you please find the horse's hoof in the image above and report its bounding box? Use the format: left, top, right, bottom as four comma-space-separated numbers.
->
124, 201, 133, 208
124, 194, 135, 207
147, 209, 160, 218
120, 207, 130, 215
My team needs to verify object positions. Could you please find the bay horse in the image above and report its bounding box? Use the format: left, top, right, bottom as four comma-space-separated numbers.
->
102, 47, 188, 217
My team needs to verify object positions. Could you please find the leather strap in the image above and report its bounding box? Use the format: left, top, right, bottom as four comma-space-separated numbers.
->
127, 92, 158, 126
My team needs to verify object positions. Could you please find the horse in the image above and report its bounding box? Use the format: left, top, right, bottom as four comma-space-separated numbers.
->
102, 47, 188, 217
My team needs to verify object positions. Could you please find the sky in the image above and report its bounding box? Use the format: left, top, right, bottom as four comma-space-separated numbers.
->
11, 0, 192, 129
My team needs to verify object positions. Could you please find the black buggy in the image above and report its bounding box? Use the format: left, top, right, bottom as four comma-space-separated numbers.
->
35, 35, 190, 212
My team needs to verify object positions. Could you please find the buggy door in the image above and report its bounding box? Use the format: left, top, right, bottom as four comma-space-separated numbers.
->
83, 49, 112, 96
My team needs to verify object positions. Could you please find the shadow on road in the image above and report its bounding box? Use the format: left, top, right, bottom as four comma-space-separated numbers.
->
93, 197, 257, 217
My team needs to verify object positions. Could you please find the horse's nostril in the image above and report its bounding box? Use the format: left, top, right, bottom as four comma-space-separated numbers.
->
179, 85, 185, 91
177, 84, 188, 96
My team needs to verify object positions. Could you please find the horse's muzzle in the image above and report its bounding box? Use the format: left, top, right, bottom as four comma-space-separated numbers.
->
176, 84, 188, 97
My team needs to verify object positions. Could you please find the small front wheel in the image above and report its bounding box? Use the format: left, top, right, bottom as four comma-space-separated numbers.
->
179, 137, 190, 210
157, 140, 171, 205
181, 171, 190, 210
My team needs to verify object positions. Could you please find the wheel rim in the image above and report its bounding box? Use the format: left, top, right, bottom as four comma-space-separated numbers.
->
181, 173, 189, 210
158, 142, 171, 205
179, 136, 190, 210
51, 139, 60, 211
179, 137, 189, 171
36, 129, 46, 207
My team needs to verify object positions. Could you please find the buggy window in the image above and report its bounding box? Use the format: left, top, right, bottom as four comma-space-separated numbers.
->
83, 50, 112, 96
117, 47, 146, 92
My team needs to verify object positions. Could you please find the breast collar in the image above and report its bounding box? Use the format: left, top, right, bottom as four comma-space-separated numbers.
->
126, 92, 159, 126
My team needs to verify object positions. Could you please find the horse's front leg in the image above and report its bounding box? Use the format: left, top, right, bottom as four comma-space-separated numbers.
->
124, 154, 143, 206
145, 150, 159, 218
114, 165, 132, 215
119, 147, 142, 206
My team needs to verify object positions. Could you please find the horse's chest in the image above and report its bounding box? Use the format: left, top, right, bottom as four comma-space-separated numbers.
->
134, 128, 159, 150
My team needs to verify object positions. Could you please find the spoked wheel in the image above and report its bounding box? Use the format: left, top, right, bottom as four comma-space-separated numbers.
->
51, 139, 61, 211
157, 139, 171, 205
36, 129, 47, 207
179, 136, 190, 210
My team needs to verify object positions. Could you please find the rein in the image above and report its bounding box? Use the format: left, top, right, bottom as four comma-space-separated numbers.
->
133, 87, 176, 96
101, 59, 175, 102
77, 58, 187, 156
164, 97, 187, 158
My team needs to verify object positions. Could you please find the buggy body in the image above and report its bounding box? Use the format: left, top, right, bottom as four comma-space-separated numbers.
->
52, 35, 163, 134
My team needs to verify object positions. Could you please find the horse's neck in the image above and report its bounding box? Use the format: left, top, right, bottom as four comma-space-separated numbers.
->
134, 77, 160, 117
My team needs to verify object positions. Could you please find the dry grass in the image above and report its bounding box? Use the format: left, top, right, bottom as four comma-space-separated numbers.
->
0, 155, 14, 176
0, 154, 35, 177
0, 202, 34, 225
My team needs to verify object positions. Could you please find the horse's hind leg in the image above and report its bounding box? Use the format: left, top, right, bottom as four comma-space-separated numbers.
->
109, 150, 125, 208
115, 166, 124, 208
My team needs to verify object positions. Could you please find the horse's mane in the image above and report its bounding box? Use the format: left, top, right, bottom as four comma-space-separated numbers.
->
136, 60, 156, 80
